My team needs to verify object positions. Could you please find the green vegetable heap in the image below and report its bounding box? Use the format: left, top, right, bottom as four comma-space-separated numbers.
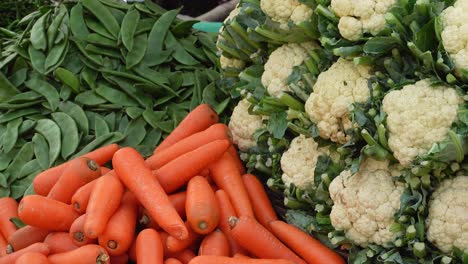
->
0, 0, 230, 199
220, 0, 468, 263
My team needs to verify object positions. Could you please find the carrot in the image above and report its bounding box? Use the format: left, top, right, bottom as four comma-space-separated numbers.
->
269, 220, 345, 264
229, 216, 306, 264
136, 229, 163, 264
186, 176, 219, 234
33, 144, 119, 196
18, 195, 79, 231
154, 104, 219, 154
147, 124, 230, 170
0, 243, 49, 264
227, 146, 245, 174
43, 232, 78, 254
199, 168, 210, 177
141, 191, 187, 230
155, 139, 230, 194
47, 157, 101, 204
232, 253, 250, 259
70, 179, 97, 214
109, 254, 128, 264
165, 222, 200, 254
214, 190, 247, 256
199, 229, 230, 256
189, 256, 296, 264
0, 234, 6, 257
15, 252, 50, 264
98, 192, 138, 256
0, 198, 18, 240
69, 215, 96, 246
169, 249, 195, 264
113, 148, 187, 240
84, 172, 124, 239
241, 174, 277, 229
47, 244, 109, 264
165, 258, 182, 264
127, 237, 137, 263
7, 226, 49, 253
100, 167, 111, 174
158, 231, 170, 255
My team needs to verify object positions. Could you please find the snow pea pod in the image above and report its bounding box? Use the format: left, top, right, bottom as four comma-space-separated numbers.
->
105, 76, 152, 108
75, 91, 107, 106
118, 115, 129, 133
141, 129, 162, 148
109, 8, 125, 25
104, 112, 116, 131
121, 8, 140, 51
18, 159, 40, 180
144, 9, 179, 66
19, 120, 36, 135
96, 84, 139, 107
126, 107, 144, 119
6, 91, 42, 104
80, 67, 98, 89
32, 133, 50, 170
25, 78, 60, 111
85, 18, 115, 40
85, 44, 121, 59
70, 132, 115, 159
0, 72, 20, 102
99, 0, 130, 10
71, 37, 104, 66
51, 112, 80, 160
70, 3, 89, 38
143, 0, 166, 14
34, 119, 61, 167
59, 86, 72, 101
2, 118, 22, 153
126, 33, 147, 69
0, 101, 43, 110
0, 109, 39, 124
82, 0, 120, 39
121, 117, 146, 147
165, 32, 199, 66
9, 68, 28, 87
5, 142, 34, 181
30, 12, 49, 51
28, 46, 46, 74
94, 115, 110, 138
135, 18, 155, 35
47, 5, 67, 49
86, 33, 116, 48
59, 101, 89, 136
54, 67, 80, 93
11, 172, 40, 199
45, 38, 69, 71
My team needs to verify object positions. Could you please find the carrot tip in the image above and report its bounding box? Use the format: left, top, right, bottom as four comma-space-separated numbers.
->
107, 240, 118, 250
198, 221, 208, 230
228, 216, 238, 229
6, 244, 13, 254
73, 232, 85, 242
97, 252, 110, 264
87, 159, 99, 171
73, 202, 80, 211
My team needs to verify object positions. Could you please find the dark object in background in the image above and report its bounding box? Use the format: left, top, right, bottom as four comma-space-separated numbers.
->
156, 0, 219, 17
0, 0, 49, 28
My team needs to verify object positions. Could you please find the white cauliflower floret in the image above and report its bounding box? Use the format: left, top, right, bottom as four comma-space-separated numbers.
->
280, 135, 329, 190
331, 0, 396, 41
382, 79, 462, 167
260, 0, 313, 30
220, 55, 246, 70
440, 0, 468, 76
329, 158, 405, 247
305, 58, 371, 144
228, 99, 264, 151
262, 42, 318, 97
426, 176, 468, 253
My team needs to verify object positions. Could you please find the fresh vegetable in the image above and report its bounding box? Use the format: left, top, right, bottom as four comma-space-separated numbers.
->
7, 226, 49, 253
47, 244, 109, 264
242, 174, 278, 229
198, 229, 230, 256
15, 251, 50, 264
0, 243, 49, 264
71, 179, 97, 214
165, 222, 200, 254
70, 215, 96, 247
188, 256, 296, 264
0, 198, 18, 239
43, 232, 78, 254
186, 176, 220, 234
136, 229, 164, 264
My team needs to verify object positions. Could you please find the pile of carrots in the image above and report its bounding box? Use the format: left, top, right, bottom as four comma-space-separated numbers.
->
0, 104, 345, 264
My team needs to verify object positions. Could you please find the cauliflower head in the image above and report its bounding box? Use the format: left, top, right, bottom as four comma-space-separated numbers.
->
382, 79, 462, 167
329, 158, 405, 247
280, 135, 329, 190
220, 55, 246, 70
440, 0, 468, 76
426, 176, 468, 253
331, 0, 396, 41
228, 99, 264, 151
260, 0, 314, 30
305, 58, 371, 144
262, 42, 319, 97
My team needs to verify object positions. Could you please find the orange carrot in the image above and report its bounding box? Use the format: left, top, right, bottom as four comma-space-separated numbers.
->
165, 222, 200, 254
199, 168, 210, 177
113, 148, 187, 240
18, 195, 79, 231
165, 258, 182, 264
186, 176, 219, 235
33, 144, 119, 196
229, 216, 306, 264
154, 104, 219, 154
210, 153, 254, 217
0, 234, 6, 257
169, 249, 195, 264
188, 256, 296, 264
0, 198, 18, 240
100, 167, 111, 174
69, 215, 96, 246
84, 172, 124, 239
70, 179, 97, 214
141, 191, 187, 230
147, 124, 230, 170
242, 174, 277, 229
0, 243, 49, 264
269, 220, 345, 264
47, 244, 109, 264
98, 192, 138, 256
199, 229, 230, 256
47, 157, 101, 204
227, 146, 245, 174
127, 238, 137, 263
155, 139, 230, 194
43, 232, 78, 254
233, 253, 250, 259
136, 229, 163, 264
214, 190, 247, 256
109, 254, 129, 264
7, 226, 49, 253
15, 252, 50, 264
158, 231, 170, 255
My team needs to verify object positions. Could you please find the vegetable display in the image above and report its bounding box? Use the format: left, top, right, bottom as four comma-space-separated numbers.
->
220, 0, 468, 263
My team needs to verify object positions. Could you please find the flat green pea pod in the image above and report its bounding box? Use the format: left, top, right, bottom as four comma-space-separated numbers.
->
82, 0, 120, 39
30, 11, 50, 51
94, 115, 110, 138
75, 91, 107, 106
54, 67, 80, 93
99, 0, 130, 10
32, 133, 50, 170
95, 84, 139, 107
59, 101, 89, 136
165, 32, 199, 66
126, 33, 147, 69
144, 9, 179, 66
25, 78, 60, 111
0, 72, 20, 102
28, 46, 46, 75
121, 117, 146, 147
70, 3, 89, 38
0, 109, 38, 124
2, 118, 22, 153
45, 38, 69, 73
85, 44, 121, 59
34, 119, 61, 167
121, 8, 140, 51
5, 142, 34, 183
47, 5, 68, 49
17, 159, 41, 180
51, 112, 80, 160
86, 33, 116, 48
